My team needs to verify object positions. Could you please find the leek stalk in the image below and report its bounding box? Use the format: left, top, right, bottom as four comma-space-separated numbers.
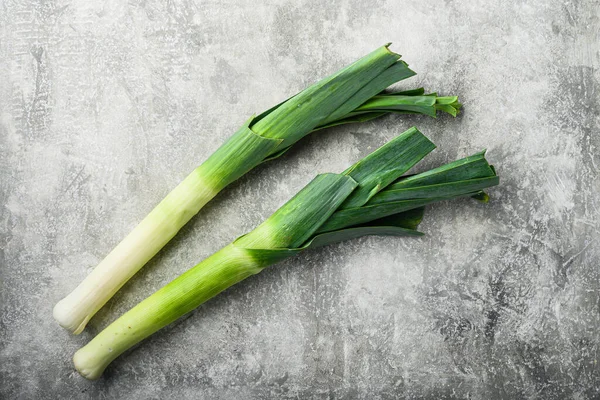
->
73, 127, 498, 379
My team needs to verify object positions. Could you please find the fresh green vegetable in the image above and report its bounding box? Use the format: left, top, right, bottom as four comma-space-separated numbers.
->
53, 44, 460, 334
72, 127, 498, 380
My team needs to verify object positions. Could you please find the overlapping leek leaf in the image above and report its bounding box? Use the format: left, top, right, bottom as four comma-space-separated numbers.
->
317, 150, 498, 233
314, 88, 462, 131
73, 127, 499, 379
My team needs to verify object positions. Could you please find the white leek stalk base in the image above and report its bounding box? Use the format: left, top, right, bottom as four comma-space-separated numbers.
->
53, 169, 217, 334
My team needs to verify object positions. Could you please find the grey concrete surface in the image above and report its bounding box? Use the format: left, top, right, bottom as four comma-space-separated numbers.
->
1, 0, 599, 398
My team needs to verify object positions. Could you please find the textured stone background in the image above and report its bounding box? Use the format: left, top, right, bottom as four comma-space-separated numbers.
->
1, 0, 599, 398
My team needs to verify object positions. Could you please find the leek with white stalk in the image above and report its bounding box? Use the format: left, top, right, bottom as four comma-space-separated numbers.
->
53, 44, 461, 334
73, 127, 499, 379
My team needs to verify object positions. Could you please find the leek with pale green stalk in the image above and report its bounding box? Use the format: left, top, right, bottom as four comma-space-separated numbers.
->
53, 44, 461, 334
73, 127, 499, 380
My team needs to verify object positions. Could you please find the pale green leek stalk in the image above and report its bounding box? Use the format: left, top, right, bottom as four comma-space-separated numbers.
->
73, 127, 498, 379
53, 44, 460, 334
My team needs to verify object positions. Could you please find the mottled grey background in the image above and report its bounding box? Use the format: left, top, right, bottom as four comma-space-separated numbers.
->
1, 0, 599, 399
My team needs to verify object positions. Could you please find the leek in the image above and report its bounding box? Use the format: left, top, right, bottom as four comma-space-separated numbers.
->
53, 44, 460, 334
73, 127, 498, 379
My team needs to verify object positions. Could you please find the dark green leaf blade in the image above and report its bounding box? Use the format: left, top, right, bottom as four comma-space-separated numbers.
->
321, 60, 416, 126
390, 150, 496, 189
340, 127, 436, 209
305, 225, 424, 249
369, 176, 500, 204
